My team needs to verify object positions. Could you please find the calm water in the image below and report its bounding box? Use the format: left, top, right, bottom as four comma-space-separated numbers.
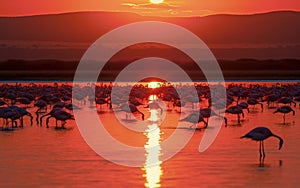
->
0, 81, 300, 187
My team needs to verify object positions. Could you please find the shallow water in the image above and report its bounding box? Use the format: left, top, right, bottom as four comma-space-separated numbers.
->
0, 81, 300, 187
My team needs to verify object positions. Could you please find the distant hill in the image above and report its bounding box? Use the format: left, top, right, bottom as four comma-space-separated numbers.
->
0, 59, 299, 81
0, 11, 300, 60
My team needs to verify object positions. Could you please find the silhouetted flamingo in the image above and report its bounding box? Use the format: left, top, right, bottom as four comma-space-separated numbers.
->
17, 97, 31, 108
39, 107, 63, 126
120, 104, 144, 120
0, 107, 19, 128
95, 98, 111, 111
225, 106, 244, 124
200, 108, 227, 127
9, 105, 33, 127
145, 101, 163, 115
247, 98, 263, 111
180, 112, 207, 128
294, 96, 300, 108
241, 126, 283, 166
129, 97, 143, 106
277, 97, 296, 107
237, 102, 250, 113
45, 110, 74, 129
273, 106, 295, 124
267, 94, 279, 108
34, 99, 47, 123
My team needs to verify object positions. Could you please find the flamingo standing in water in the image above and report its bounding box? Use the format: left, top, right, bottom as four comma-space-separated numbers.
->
225, 106, 244, 124
119, 104, 145, 121
180, 112, 207, 128
39, 107, 63, 126
273, 106, 295, 124
200, 108, 227, 127
294, 96, 300, 108
247, 98, 263, 111
241, 126, 283, 166
144, 100, 163, 115
9, 106, 33, 127
277, 97, 296, 107
237, 102, 250, 113
34, 99, 47, 124
45, 110, 74, 129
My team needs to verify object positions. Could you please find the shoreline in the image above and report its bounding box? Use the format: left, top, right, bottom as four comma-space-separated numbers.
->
0, 70, 299, 81
1, 59, 299, 81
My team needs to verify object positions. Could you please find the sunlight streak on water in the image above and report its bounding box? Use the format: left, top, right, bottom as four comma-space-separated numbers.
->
142, 96, 163, 188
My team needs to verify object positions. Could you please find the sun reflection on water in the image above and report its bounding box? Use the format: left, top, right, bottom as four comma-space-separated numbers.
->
142, 95, 163, 188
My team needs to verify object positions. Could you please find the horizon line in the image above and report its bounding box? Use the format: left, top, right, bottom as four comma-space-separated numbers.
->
0, 9, 299, 19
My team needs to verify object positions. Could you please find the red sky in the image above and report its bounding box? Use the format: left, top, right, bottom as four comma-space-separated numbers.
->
1, 0, 300, 17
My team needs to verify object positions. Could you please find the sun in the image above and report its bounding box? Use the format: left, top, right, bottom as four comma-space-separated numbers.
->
150, 0, 164, 4
148, 82, 160, 89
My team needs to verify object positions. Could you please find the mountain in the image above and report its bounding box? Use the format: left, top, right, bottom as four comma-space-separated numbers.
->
0, 11, 300, 60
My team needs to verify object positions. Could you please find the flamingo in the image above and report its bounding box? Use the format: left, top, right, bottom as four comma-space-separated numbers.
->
95, 98, 111, 111
237, 102, 250, 113
247, 98, 263, 111
39, 107, 63, 126
34, 99, 47, 123
180, 112, 207, 128
9, 106, 33, 127
225, 106, 244, 124
0, 107, 19, 128
294, 96, 300, 108
45, 110, 74, 129
266, 94, 279, 108
273, 106, 295, 124
17, 97, 32, 108
200, 108, 227, 127
119, 104, 144, 120
144, 101, 163, 115
241, 126, 283, 166
129, 97, 143, 106
277, 97, 296, 107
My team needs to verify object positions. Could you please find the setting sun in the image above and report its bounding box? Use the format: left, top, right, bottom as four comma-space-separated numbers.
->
148, 82, 160, 89
150, 0, 164, 4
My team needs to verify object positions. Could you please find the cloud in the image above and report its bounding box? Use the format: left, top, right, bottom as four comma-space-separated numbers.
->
122, 2, 214, 17
122, 2, 180, 10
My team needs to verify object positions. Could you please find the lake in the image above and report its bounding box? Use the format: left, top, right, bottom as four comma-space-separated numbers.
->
0, 81, 299, 187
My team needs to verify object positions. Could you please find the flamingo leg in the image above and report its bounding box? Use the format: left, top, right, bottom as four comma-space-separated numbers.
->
237, 114, 241, 124
259, 141, 263, 167
283, 114, 286, 125
35, 109, 40, 124
204, 119, 208, 128
45, 116, 51, 128
62, 121, 66, 128
20, 117, 24, 127
262, 141, 265, 163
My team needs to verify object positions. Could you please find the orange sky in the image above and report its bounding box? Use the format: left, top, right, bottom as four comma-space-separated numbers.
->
1, 0, 300, 17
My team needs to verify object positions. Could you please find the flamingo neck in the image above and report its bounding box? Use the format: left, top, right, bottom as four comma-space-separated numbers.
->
272, 134, 283, 150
